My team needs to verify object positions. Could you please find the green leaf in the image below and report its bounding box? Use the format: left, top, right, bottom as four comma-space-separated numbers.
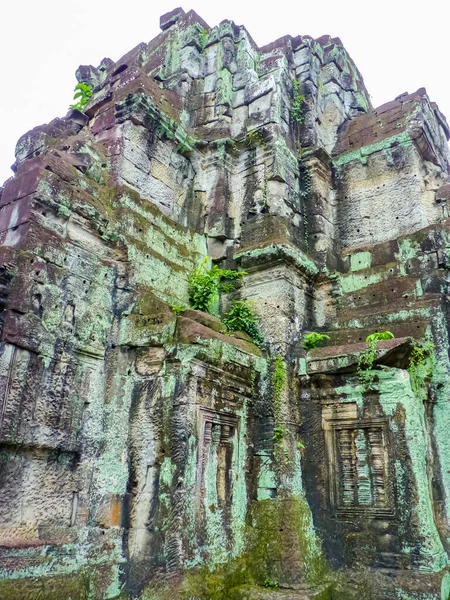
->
69, 82, 93, 111
303, 332, 331, 351
366, 331, 394, 343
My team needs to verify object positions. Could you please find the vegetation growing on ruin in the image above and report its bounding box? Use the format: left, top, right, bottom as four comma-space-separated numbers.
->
357, 341, 378, 389
154, 119, 197, 155
272, 354, 287, 430
254, 52, 263, 77
365, 331, 395, 343
156, 120, 176, 141
222, 300, 264, 346
171, 304, 186, 315
358, 331, 394, 389
291, 79, 306, 123
187, 259, 246, 313
298, 159, 311, 251
298, 158, 311, 199
172, 496, 328, 599
199, 27, 208, 52
69, 82, 93, 111
303, 332, 331, 351
272, 425, 290, 443
264, 577, 279, 588
224, 137, 239, 155
246, 128, 265, 147
407, 338, 435, 399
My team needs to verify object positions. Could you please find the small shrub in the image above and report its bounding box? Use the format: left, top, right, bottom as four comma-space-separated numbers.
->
171, 305, 186, 315
291, 79, 306, 124
254, 52, 263, 77
176, 140, 192, 155
303, 332, 331, 351
225, 138, 239, 155
272, 354, 287, 426
222, 300, 263, 345
70, 82, 93, 111
365, 331, 394, 343
246, 128, 265, 147
408, 338, 435, 398
156, 120, 176, 141
357, 331, 394, 389
199, 28, 208, 52
272, 425, 290, 444
187, 259, 245, 314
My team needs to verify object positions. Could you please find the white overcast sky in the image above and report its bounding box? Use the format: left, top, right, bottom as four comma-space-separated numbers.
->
1, 0, 449, 185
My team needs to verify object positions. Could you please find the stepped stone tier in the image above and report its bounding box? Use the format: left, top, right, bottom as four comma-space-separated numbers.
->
1, 6, 450, 599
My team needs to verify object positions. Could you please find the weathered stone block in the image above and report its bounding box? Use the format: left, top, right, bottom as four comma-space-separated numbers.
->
0, 8, 449, 600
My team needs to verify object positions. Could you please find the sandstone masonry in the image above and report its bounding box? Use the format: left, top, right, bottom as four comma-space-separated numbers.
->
0, 8, 449, 599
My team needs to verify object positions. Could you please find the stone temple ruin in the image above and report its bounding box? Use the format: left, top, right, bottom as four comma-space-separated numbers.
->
0, 7, 450, 599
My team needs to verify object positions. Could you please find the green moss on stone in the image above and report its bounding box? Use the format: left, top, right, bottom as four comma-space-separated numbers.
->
179, 494, 328, 599
374, 369, 446, 570
350, 251, 371, 272
0, 574, 90, 600
335, 131, 413, 167
235, 244, 319, 276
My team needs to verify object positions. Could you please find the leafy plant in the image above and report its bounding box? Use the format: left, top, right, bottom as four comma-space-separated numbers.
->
246, 129, 265, 147
303, 332, 331, 351
222, 300, 264, 346
171, 305, 186, 315
199, 28, 208, 53
70, 82, 93, 111
187, 259, 246, 314
272, 425, 290, 444
357, 331, 395, 389
303, 214, 309, 252
176, 140, 193, 155
408, 338, 435, 398
298, 160, 311, 200
156, 120, 176, 141
366, 331, 394, 343
298, 160, 311, 251
225, 138, 239, 155
264, 577, 279, 589
291, 79, 306, 124
357, 341, 378, 389
254, 52, 263, 77
272, 354, 287, 427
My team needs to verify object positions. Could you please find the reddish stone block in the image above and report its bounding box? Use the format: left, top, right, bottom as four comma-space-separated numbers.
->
91, 106, 116, 135
160, 7, 185, 31
1, 166, 43, 206
0, 195, 34, 233
0, 221, 30, 248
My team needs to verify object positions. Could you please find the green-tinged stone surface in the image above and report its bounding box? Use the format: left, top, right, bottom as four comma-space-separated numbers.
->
0, 7, 449, 600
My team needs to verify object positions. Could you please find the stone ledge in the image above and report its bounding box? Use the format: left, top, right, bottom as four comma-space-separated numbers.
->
306, 337, 415, 374
176, 315, 261, 355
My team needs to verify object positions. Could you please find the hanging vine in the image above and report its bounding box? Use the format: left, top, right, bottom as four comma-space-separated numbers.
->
357, 331, 394, 389
298, 159, 311, 252
407, 338, 435, 399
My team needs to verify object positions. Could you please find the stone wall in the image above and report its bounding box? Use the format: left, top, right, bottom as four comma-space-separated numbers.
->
0, 7, 449, 600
